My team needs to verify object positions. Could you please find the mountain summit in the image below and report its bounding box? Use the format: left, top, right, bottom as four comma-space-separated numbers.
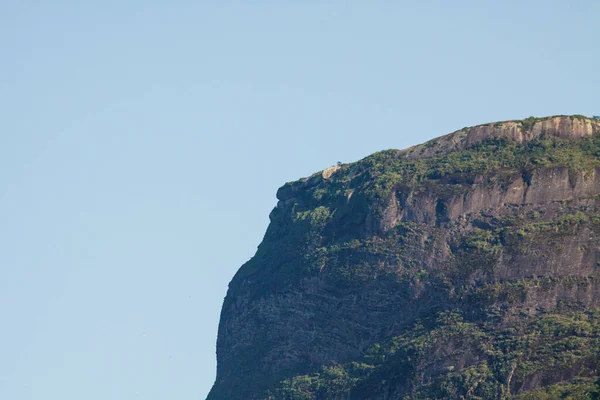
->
209, 115, 600, 400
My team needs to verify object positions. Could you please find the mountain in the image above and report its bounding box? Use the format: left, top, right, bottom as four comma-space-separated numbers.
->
208, 115, 600, 400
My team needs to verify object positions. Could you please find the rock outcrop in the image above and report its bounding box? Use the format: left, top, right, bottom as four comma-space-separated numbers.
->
401, 115, 600, 161
208, 115, 600, 400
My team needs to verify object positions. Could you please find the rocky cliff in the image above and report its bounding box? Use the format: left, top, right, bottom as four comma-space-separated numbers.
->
208, 115, 600, 400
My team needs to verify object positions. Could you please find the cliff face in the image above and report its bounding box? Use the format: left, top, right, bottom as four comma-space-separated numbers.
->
208, 115, 600, 400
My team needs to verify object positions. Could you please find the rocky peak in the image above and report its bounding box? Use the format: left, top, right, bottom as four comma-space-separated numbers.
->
400, 115, 600, 161
209, 114, 600, 400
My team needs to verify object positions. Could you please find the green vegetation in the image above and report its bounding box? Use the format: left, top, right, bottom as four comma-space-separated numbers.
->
346, 133, 600, 206
513, 378, 600, 399
521, 116, 542, 131
261, 307, 600, 399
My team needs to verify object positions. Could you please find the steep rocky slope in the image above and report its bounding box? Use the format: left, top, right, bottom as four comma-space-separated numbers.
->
208, 115, 600, 400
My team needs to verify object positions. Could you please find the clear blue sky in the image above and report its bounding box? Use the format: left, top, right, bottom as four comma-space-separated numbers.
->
1, 1, 598, 399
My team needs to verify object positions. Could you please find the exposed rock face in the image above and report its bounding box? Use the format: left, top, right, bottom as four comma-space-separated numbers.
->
400, 116, 600, 161
208, 115, 600, 400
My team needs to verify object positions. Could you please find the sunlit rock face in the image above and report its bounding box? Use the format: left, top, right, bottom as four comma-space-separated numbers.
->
208, 115, 600, 400
400, 116, 600, 161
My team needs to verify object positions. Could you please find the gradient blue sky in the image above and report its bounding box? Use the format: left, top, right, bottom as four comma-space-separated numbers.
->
1, 1, 599, 399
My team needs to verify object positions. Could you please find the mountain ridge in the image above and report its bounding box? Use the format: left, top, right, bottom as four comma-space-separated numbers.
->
400, 115, 600, 161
